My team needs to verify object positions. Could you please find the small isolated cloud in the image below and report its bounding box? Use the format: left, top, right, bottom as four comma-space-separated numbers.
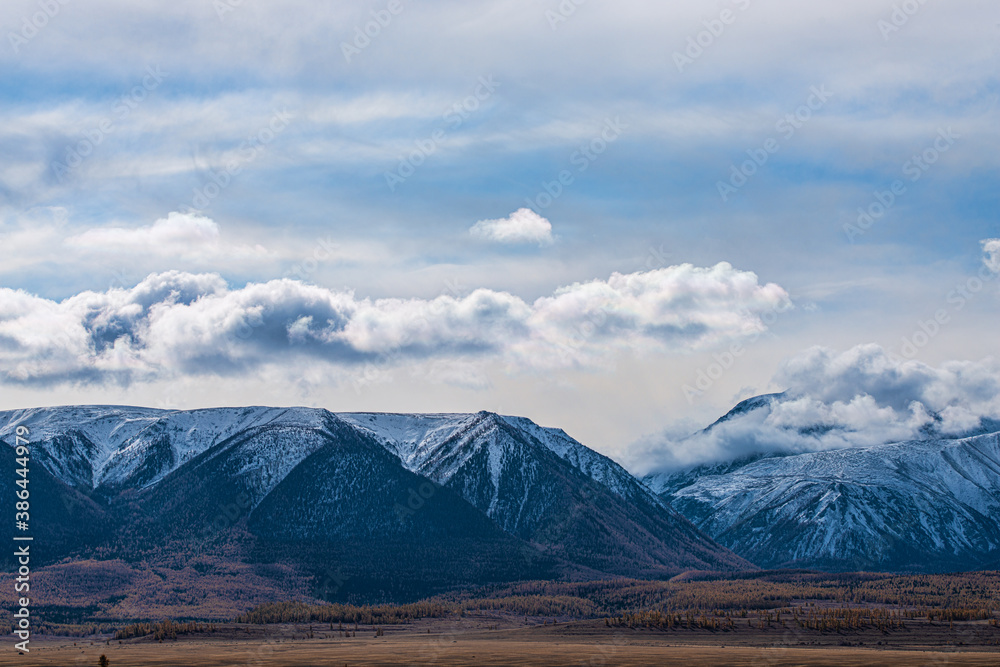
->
636, 344, 1000, 474
66, 212, 269, 261
0, 263, 788, 388
469, 208, 554, 246
983, 239, 1000, 274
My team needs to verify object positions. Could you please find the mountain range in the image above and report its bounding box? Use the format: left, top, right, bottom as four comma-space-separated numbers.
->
0, 405, 745, 606
644, 394, 1000, 572
4, 397, 1000, 613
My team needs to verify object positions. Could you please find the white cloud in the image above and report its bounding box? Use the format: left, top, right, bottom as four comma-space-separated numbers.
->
983, 239, 1000, 274
0, 263, 789, 387
635, 344, 1000, 474
512, 262, 790, 370
470, 209, 554, 246
66, 212, 269, 261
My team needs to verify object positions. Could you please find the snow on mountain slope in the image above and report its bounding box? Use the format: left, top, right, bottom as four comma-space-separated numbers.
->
176, 416, 351, 506
642, 389, 1000, 497
3, 406, 651, 504
99, 406, 334, 493
0, 405, 335, 491
662, 431, 1000, 571
0, 405, 164, 487
643, 454, 777, 498
342, 411, 663, 507
341, 410, 749, 575
702, 393, 785, 430
336, 412, 478, 470
499, 415, 668, 507
1, 405, 748, 577
415, 412, 539, 519
343, 411, 555, 529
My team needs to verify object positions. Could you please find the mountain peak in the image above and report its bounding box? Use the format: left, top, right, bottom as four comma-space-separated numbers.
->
1, 404, 749, 585
654, 428, 1000, 572
703, 392, 785, 431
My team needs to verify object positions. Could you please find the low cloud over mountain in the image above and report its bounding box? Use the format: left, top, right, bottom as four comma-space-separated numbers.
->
635, 344, 1000, 474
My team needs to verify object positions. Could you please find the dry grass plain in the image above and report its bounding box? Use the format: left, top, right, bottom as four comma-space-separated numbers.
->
8, 640, 1000, 667
6, 619, 1000, 667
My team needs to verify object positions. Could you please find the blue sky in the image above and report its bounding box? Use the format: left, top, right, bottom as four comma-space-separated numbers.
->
1, 0, 997, 470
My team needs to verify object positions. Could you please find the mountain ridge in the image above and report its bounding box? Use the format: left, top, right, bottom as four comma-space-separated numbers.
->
0, 404, 748, 603
643, 394, 1000, 572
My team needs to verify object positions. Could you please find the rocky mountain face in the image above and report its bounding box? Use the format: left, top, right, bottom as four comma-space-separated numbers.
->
341, 410, 748, 577
0, 405, 747, 603
644, 396, 1000, 572
6, 396, 1000, 606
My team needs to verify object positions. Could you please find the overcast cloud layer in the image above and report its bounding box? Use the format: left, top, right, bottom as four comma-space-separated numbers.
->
1, 0, 997, 470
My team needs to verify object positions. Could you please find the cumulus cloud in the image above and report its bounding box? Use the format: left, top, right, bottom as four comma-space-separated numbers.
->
983, 239, 1000, 274
469, 209, 554, 246
637, 344, 1000, 475
0, 263, 789, 387
512, 262, 790, 370
66, 212, 269, 260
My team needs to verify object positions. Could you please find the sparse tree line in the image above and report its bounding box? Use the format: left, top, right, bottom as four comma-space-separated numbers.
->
789, 607, 907, 632
8, 571, 999, 640
1, 622, 118, 637
114, 620, 217, 640
234, 600, 450, 625
607, 610, 737, 630
460, 595, 599, 618
434, 572, 1000, 615
607, 605, 996, 633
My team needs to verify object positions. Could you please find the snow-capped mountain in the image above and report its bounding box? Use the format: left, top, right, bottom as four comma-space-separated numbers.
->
0, 405, 746, 595
0, 405, 330, 493
644, 395, 1000, 572
341, 410, 746, 576
340, 411, 664, 508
